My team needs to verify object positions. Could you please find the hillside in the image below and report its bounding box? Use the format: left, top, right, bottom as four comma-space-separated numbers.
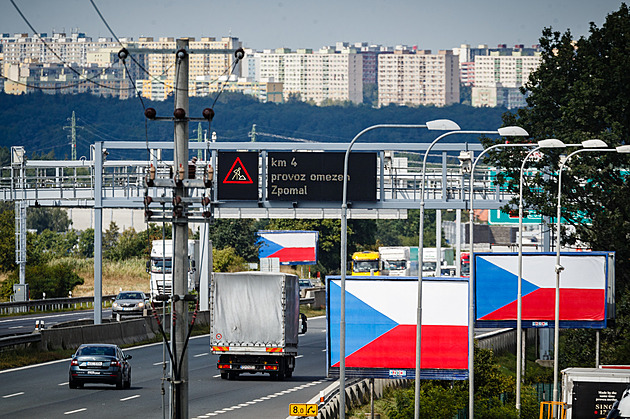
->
0, 91, 510, 161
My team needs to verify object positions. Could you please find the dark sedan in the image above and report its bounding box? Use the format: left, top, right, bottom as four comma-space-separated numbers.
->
68, 343, 132, 389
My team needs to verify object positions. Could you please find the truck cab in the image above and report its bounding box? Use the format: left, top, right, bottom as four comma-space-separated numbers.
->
351, 251, 380, 276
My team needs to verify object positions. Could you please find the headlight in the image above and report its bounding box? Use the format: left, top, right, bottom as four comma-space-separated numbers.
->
138, 302, 144, 308
112, 302, 119, 308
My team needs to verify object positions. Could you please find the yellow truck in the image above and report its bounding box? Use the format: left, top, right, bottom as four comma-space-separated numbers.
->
351, 251, 380, 276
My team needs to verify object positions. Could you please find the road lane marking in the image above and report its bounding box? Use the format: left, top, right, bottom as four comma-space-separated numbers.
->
9, 326, 23, 329
194, 352, 208, 357
3, 392, 24, 398
212, 374, 221, 378
120, 395, 141, 401
296, 355, 304, 358
192, 379, 327, 419
58, 382, 68, 386
64, 408, 87, 415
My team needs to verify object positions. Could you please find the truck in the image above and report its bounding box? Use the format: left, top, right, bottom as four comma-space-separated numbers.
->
561, 367, 630, 419
421, 247, 455, 277
211, 272, 306, 380
379, 246, 411, 276
147, 239, 199, 299
351, 251, 380, 276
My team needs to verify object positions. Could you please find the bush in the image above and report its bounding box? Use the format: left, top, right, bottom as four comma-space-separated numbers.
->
1, 262, 83, 299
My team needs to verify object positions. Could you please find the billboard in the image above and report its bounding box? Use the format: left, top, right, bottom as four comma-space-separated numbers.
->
257, 230, 318, 265
474, 252, 615, 329
327, 276, 468, 380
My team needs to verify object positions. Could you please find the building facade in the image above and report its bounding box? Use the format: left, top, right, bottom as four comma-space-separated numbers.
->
377, 49, 459, 107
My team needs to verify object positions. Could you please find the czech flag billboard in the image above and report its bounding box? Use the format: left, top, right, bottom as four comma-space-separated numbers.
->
257, 230, 318, 265
475, 252, 615, 329
327, 276, 468, 380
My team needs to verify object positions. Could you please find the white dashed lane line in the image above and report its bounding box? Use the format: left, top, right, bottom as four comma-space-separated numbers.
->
64, 408, 87, 415
194, 352, 209, 358
120, 395, 141, 402
3, 392, 24, 398
192, 379, 326, 418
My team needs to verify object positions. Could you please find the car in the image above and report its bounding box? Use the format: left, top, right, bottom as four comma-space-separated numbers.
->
299, 278, 313, 292
112, 291, 148, 320
68, 343, 132, 389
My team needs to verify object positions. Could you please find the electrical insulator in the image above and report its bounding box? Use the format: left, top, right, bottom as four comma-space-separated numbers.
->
178, 164, 185, 181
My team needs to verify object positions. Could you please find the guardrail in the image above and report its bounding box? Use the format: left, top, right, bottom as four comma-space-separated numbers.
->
0, 295, 116, 315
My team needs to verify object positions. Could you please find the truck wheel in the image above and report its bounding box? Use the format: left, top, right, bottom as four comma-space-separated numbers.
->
286, 369, 293, 378
220, 372, 228, 380
228, 372, 238, 380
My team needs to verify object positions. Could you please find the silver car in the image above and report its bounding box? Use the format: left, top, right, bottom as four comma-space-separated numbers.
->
111, 291, 148, 320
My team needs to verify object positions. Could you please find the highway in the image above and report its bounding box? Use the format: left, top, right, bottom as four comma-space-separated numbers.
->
0, 316, 331, 418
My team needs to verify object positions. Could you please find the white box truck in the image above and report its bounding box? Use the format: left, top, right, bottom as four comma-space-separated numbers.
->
211, 272, 306, 380
147, 240, 199, 299
379, 246, 411, 276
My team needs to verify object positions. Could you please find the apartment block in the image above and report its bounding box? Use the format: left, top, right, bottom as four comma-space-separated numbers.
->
471, 51, 541, 108
377, 49, 459, 107
253, 47, 363, 105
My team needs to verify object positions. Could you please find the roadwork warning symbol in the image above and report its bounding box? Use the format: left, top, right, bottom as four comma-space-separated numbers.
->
218, 152, 258, 200
223, 157, 253, 184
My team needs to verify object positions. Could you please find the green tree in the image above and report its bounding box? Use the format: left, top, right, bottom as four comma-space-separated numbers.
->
27, 207, 71, 233
0, 206, 15, 272
77, 228, 95, 258
208, 219, 261, 262
107, 227, 146, 261
0, 262, 83, 299
102, 221, 120, 260
490, 3, 630, 365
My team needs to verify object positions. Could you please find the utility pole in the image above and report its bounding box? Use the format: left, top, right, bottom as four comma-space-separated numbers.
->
249, 123, 257, 142
172, 38, 190, 419
63, 111, 78, 160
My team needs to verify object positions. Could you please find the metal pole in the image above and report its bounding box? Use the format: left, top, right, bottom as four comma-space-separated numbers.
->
340, 124, 431, 419
172, 38, 190, 419
469, 143, 532, 418
553, 148, 612, 409
416, 130, 499, 419
94, 141, 103, 325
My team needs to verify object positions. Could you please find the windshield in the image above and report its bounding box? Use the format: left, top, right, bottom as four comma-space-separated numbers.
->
117, 292, 144, 300
384, 260, 407, 270
422, 261, 437, 272
77, 346, 116, 357
353, 260, 379, 273
151, 258, 172, 274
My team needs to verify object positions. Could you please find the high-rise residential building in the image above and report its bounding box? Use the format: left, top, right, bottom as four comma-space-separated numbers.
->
377, 49, 459, 107
471, 50, 541, 108
253, 47, 363, 105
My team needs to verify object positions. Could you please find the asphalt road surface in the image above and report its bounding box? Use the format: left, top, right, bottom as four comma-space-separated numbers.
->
0, 316, 331, 419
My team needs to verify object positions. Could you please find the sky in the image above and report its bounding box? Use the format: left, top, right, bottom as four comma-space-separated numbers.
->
0, 0, 625, 52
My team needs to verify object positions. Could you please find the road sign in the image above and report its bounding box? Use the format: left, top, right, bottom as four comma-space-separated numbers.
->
218, 152, 258, 200
288, 403, 318, 417
267, 152, 376, 201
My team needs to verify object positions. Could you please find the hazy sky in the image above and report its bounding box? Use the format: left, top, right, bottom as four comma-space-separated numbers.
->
1, 0, 625, 52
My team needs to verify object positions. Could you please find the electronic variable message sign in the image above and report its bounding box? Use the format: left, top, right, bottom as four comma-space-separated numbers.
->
267, 152, 376, 201
218, 152, 258, 200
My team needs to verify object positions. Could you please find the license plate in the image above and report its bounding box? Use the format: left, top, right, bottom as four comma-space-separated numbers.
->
240, 365, 255, 370
87, 362, 102, 367
123, 307, 134, 311
87, 370, 100, 375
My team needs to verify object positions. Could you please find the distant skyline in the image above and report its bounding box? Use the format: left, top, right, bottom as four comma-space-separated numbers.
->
0, 0, 625, 52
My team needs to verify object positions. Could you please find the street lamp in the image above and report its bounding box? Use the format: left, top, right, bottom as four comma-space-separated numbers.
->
551, 142, 630, 407
467, 137, 532, 419
416, 126, 528, 419
515, 138, 568, 411
339, 119, 459, 419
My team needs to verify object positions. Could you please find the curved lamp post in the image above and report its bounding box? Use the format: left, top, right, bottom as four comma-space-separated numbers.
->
416, 126, 528, 419
467, 136, 532, 419
515, 138, 568, 411
551, 142, 630, 407
339, 119, 459, 419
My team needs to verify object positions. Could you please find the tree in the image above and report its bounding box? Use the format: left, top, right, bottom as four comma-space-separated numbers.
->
27, 207, 71, 233
490, 4, 630, 364
0, 206, 15, 272
207, 219, 261, 262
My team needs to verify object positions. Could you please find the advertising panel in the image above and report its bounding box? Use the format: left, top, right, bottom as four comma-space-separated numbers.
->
474, 252, 615, 328
326, 276, 468, 380
257, 230, 318, 265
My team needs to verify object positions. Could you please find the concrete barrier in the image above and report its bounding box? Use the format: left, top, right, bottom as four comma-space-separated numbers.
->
34, 310, 210, 352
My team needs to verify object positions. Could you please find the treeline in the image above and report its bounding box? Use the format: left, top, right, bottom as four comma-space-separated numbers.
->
0, 91, 508, 161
